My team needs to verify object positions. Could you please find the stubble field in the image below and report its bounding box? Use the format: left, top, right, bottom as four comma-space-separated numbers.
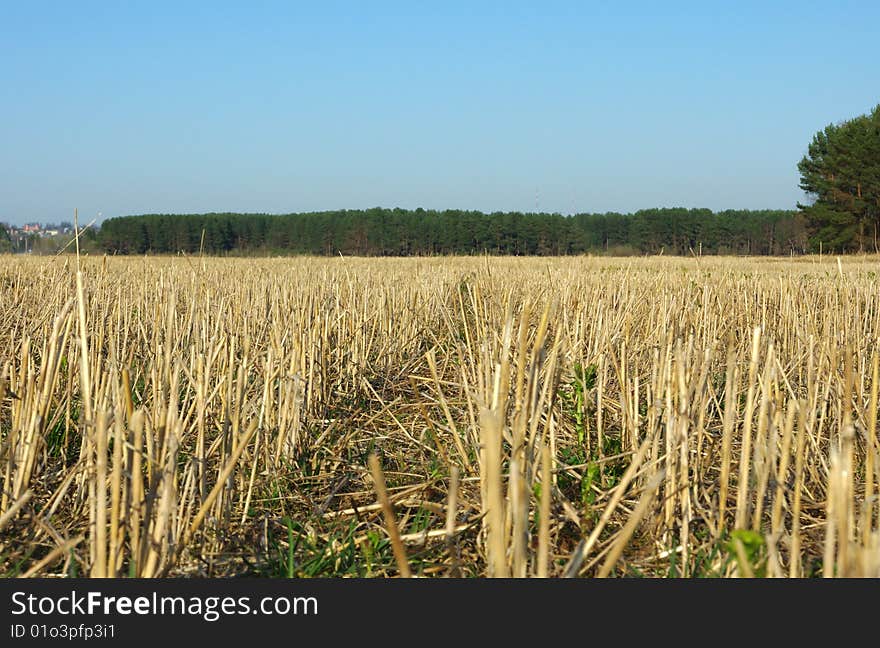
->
2, 253, 880, 578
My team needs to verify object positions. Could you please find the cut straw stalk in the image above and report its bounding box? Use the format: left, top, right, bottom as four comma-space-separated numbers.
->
368, 454, 412, 578
90, 410, 108, 578
735, 327, 762, 530
0, 490, 32, 534
789, 401, 807, 578
19, 536, 83, 579
537, 443, 552, 578
445, 465, 460, 575
864, 352, 879, 546
717, 347, 737, 534
480, 408, 508, 578
596, 470, 665, 578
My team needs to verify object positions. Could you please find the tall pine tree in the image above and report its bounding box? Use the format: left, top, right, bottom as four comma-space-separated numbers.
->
798, 105, 880, 252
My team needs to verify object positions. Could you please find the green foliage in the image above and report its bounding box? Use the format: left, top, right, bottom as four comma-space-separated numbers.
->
571, 362, 596, 444
97, 208, 807, 257
260, 519, 391, 578
558, 446, 586, 494
408, 506, 434, 535
44, 419, 70, 461
690, 538, 727, 578
581, 462, 600, 509
0, 224, 12, 253
726, 529, 767, 577
799, 104, 880, 252
559, 362, 626, 522
573, 362, 597, 392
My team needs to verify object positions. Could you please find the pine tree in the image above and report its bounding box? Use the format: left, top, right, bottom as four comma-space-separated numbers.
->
798, 105, 880, 252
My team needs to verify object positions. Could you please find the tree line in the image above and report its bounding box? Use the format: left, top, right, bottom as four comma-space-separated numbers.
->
97, 207, 808, 256
9, 104, 877, 257
0, 225, 11, 253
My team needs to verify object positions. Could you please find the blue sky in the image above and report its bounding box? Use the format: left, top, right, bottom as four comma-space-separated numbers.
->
2, 1, 878, 225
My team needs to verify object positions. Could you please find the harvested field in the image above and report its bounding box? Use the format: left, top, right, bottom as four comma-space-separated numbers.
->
2, 253, 880, 577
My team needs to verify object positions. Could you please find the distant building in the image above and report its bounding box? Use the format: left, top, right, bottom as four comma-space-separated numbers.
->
22, 223, 41, 232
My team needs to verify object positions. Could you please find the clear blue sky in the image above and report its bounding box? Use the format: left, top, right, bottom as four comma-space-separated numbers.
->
2, 1, 878, 225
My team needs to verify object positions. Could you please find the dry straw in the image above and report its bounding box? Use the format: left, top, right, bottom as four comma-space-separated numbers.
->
2, 252, 880, 577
